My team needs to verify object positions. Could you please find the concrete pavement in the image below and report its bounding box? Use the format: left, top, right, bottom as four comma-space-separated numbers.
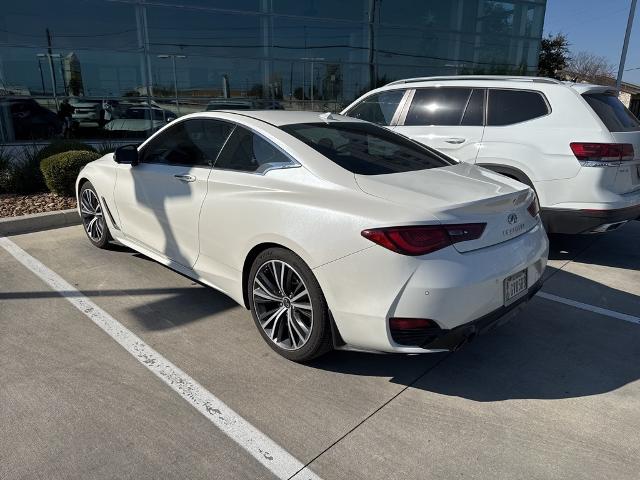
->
1, 222, 639, 479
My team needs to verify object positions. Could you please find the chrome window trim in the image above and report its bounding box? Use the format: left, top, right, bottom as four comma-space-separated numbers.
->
212, 124, 302, 176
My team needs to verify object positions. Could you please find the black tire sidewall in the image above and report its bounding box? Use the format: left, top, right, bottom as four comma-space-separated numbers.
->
248, 248, 331, 362
80, 181, 111, 249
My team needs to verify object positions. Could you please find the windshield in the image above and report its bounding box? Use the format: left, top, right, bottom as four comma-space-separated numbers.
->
280, 122, 454, 175
583, 93, 640, 132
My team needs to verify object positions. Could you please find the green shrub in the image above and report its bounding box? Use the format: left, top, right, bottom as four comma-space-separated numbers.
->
40, 150, 100, 196
36, 139, 95, 162
4, 145, 47, 194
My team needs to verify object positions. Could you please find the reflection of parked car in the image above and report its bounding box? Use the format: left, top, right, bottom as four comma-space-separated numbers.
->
103, 106, 176, 137
70, 98, 101, 126
0, 98, 61, 140
343, 76, 640, 234
206, 98, 284, 111
70, 98, 120, 127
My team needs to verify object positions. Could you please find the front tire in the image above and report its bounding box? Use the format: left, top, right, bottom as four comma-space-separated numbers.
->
248, 248, 332, 362
79, 181, 112, 249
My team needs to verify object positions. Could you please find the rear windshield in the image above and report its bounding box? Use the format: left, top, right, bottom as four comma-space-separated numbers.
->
583, 93, 640, 132
280, 122, 453, 175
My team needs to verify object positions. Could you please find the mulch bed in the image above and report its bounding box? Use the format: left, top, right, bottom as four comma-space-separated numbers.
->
0, 193, 77, 218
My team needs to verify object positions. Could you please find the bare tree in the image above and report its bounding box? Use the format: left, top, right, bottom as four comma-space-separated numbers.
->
566, 51, 616, 85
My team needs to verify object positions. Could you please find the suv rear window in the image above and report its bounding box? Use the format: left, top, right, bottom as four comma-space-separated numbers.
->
487, 89, 549, 126
281, 122, 453, 175
583, 93, 640, 132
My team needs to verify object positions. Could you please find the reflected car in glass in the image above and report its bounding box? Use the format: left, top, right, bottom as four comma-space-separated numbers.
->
103, 105, 176, 137
76, 111, 548, 362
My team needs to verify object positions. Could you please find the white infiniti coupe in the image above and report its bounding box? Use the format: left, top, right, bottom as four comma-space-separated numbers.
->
76, 111, 549, 362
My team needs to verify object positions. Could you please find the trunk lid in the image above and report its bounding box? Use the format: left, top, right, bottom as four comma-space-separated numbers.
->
355, 163, 538, 252
610, 130, 640, 194
580, 89, 640, 194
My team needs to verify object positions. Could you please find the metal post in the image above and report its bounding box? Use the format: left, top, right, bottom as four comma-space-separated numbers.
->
617, 0, 637, 90
171, 55, 180, 114
310, 60, 314, 108
37, 58, 46, 95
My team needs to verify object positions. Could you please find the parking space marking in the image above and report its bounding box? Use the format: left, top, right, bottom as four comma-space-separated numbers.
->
0, 237, 320, 480
537, 291, 640, 325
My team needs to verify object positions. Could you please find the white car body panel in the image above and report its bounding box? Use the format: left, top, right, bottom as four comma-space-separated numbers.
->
77, 111, 548, 353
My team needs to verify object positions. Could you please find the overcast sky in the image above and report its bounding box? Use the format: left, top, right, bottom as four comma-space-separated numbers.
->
543, 0, 640, 85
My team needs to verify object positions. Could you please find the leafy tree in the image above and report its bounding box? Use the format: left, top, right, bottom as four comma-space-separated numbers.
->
538, 33, 570, 79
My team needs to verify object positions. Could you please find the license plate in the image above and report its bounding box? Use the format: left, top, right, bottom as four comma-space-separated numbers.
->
503, 269, 528, 306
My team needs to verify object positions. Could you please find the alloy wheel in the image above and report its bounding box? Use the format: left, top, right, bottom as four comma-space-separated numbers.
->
80, 188, 104, 242
252, 260, 313, 350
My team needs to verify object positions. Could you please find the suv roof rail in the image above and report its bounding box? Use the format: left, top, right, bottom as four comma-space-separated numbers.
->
386, 75, 564, 86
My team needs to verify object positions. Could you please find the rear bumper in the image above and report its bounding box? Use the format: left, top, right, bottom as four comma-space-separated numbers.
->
422, 278, 543, 350
542, 204, 640, 234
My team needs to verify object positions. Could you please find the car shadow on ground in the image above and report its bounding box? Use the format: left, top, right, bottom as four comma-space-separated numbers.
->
310, 263, 640, 402
547, 221, 640, 271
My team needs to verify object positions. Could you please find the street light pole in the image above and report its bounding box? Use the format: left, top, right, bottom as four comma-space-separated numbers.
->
37, 53, 61, 110
301, 57, 324, 110
158, 54, 186, 114
617, 0, 637, 91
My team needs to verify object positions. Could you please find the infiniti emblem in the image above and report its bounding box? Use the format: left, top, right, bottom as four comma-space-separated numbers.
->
507, 213, 518, 225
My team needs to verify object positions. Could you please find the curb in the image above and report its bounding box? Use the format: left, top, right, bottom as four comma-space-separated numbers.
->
0, 209, 81, 236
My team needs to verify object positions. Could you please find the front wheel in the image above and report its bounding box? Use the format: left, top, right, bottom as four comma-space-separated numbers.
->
248, 248, 332, 362
79, 181, 112, 249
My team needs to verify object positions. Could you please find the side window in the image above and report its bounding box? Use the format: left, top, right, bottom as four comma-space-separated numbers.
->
141, 119, 233, 166
404, 88, 472, 126
345, 90, 405, 126
461, 89, 485, 126
487, 89, 549, 126
214, 126, 295, 173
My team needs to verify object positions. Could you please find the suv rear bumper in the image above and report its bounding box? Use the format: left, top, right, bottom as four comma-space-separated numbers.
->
542, 205, 640, 234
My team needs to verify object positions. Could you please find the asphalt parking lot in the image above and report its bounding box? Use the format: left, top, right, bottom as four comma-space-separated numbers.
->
2, 222, 639, 480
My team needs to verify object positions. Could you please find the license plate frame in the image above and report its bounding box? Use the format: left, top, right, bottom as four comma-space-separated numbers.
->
503, 269, 528, 306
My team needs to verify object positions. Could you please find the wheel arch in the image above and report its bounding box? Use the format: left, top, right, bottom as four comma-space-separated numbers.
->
241, 241, 345, 348
476, 163, 535, 190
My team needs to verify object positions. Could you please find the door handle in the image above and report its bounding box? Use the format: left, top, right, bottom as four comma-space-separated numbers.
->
174, 174, 196, 182
444, 137, 466, 144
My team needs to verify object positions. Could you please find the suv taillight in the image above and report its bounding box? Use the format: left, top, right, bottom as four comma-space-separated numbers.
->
361, 224, 486, 256
570, 143, 634, 166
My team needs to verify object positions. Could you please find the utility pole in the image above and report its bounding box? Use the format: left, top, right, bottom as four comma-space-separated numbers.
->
617, 0, 637, 90
46, 28, 59, 107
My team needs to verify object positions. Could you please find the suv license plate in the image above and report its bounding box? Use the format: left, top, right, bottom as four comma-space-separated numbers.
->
504, 269, 528, 306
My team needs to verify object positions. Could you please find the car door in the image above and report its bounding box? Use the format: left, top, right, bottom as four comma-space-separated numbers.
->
393, 87, 485, 163
114, 118, 234, 267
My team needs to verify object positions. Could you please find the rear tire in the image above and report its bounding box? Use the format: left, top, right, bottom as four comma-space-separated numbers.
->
79, 181, 112, 249
248, 248, 332, 362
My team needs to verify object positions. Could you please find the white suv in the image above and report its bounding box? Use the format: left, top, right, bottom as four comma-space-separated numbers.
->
342, 76, 640, 234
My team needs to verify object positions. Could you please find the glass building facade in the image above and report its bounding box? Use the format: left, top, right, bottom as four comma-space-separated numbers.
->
0, 0, 546, 143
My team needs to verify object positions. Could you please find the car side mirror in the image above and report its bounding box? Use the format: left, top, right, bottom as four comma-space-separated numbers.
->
114, 145, 139, 166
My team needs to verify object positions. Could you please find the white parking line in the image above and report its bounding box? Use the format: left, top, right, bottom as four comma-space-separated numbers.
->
0, 237, 320, 480
537, 291, 640, 325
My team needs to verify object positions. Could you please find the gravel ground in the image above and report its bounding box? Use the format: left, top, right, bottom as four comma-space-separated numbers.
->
0, 193, 76, 218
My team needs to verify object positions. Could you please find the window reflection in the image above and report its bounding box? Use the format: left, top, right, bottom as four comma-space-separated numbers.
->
0, 0, 546, 144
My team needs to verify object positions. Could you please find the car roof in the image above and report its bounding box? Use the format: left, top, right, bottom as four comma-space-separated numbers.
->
386, 75, 564, 87
188, 110, 367, 127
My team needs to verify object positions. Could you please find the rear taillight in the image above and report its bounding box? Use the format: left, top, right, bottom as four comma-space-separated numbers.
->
361, 223, 486, 256
570, 143, 634, 166
527, 196, 540, 217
